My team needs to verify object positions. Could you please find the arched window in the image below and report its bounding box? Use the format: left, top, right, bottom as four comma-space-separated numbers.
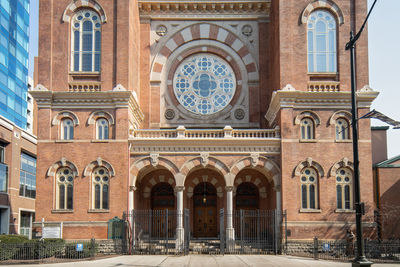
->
96, 118, 109, 140
307, 10, 337, 73
336, 168, 353, 210
300, 118, 315, 140
56, 167, 74, 210
71, 9, 101, 72
61, 118, 74, 140
92, 167, 109, 209
301, 167, 319, 209
335, 118, 350, 140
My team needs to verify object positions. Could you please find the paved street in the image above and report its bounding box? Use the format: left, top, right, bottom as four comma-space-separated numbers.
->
8, 255, 400, 267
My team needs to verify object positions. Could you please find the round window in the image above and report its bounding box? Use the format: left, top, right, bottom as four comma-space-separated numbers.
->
173, 54, 236, 115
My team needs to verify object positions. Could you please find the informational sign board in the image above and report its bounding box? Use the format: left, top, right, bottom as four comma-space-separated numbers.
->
42, 226, 61, 238
322, 243, 331, 252
76, 243, 83, 252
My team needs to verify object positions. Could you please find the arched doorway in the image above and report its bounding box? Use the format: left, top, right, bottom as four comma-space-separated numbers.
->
151, 183, 175, 238
236, 182, 259, 210
151, 182, 175, 210
193, 182, 217, 237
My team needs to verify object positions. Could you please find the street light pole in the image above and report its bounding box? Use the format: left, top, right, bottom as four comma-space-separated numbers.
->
345, 1, 378, 266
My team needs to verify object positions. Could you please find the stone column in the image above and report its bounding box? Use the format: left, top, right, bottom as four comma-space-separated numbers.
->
175, 186, 185, 252
225, 186, 235, 252
128, 186, 136, 246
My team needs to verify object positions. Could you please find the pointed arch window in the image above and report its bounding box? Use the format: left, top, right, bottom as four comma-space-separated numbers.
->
335, 118, 350, 140
56, 167, 74, 210
61, 118, 74, 140
92, 167, 109, 210
301, 167, 319, 209
300, 118, 315, 140
96, 118, 109, 140
307, 10, 337, 73
336, 168, 353, 210
71, 9, 101, 72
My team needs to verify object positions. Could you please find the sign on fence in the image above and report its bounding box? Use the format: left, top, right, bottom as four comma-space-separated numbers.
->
76, 244, 83, 252
322, 243, 331, 252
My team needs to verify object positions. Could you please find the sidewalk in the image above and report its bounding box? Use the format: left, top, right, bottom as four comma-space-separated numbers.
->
8, 255, 400, 267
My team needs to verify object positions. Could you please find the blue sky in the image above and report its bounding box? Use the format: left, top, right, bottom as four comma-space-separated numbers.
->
27, 0, 400, 158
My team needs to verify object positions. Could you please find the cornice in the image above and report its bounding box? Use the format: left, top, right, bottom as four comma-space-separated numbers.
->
129, 138, 280, 154
265, 86, 379, 124
138, 0, 271, 21
30, 87, 145, 128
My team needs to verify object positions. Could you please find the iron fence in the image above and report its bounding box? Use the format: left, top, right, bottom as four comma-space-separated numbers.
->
0, 239, 96, 265
285, 238, 400, 263
126, 209, 182, 255
230, 209, 287, 254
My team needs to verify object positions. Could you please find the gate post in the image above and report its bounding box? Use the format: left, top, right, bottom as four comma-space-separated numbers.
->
175, 186, 185, 253
225, 186, 235, 252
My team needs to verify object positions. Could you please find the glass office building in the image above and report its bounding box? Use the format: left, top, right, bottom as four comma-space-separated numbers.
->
0, 0, 29, 129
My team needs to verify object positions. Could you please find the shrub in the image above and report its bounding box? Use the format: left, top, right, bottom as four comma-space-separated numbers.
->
63, 241, 97, 259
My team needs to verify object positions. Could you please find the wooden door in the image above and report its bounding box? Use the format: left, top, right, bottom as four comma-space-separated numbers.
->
193, 182, 218, 238
194, 206, 217, 237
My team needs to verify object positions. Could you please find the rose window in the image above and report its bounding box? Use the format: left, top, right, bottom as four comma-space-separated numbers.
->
173, 54, 236, 115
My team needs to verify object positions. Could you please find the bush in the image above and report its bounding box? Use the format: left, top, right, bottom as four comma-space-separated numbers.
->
0, 236, 65, 260
63, 241, 97, 259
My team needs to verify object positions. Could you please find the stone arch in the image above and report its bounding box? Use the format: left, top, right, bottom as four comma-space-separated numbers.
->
329, 158, 354, 177
47, 157, 79, 178
294, 157, 325, 178
300, 0, 344, 25
130, 155, 180, 187
87, 110, 115, 125
180, 156, 229, 183
329, 110, 352, 125
230, 155, 281, 189
62, 0, 107, 23
83, 157, 116, 177
51, 110, 80, 126
150, 23, 258, 83
234, 174, 267, 199
185, 169, 225, 199
294, 110, 321, 126
141, 171, 177, 199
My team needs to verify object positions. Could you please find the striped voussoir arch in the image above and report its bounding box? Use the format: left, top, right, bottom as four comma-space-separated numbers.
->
234, 175, 268, 198
230, 156, 281, 190
180, 156, 230, 178
142, 173, 176, 198
151, 23, 258, 82
62, 0, 107, 23
300, 0, 344, 25
186, 174, 225, 199
130, 156, 180, 187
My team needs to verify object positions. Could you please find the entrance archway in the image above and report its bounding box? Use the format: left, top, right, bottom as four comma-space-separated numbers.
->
236, 182, 259, 210
151, 182, 175, 238
193, 182, 217, 237
151, 182, 175, 211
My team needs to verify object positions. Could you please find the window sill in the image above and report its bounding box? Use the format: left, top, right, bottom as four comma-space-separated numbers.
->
0, 191, 9, 195
88, 209, 110, 213
335, 139, 352, 143
335, 209, 355, 213
91, 139, 109, 143
299, 139, 317, 143
299, 209, 322, 213
55, 140, 74, 143
69, 71, 100, 76
52, 209, 73, 213
307, 72, 338, 78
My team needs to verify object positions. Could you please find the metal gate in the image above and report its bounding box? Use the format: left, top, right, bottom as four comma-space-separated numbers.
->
125, 209, 185, 255
231, 209, 287, 254
124, 209, 286, 255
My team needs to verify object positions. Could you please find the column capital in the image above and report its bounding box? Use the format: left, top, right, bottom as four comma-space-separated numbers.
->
174, 186, 185, 192
225, 186, 234, 192
129, 186, 137, 191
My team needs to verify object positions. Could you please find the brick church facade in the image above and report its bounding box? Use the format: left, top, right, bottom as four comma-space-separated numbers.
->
31, 0, 378, 242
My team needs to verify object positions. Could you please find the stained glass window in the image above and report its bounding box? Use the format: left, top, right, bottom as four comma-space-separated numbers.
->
173, 54, 236, 115
307, 10, 337, 73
